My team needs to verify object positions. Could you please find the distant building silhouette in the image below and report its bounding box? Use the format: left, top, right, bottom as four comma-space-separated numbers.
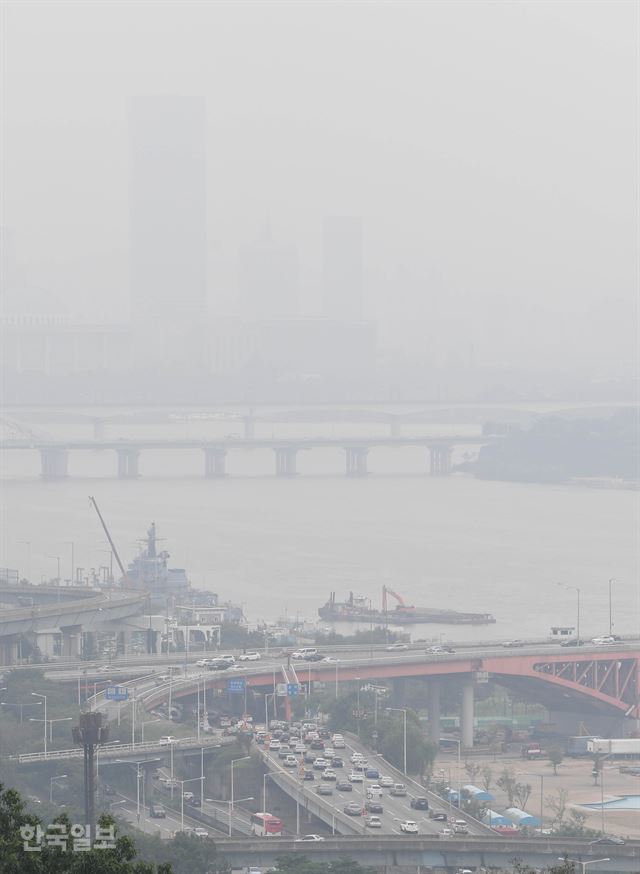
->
128, 95, 207, 365
238, 225, 299, 320
322, 216, 363, 321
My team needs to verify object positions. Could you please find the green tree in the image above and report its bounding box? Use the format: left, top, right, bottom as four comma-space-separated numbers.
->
548, 747, 564, 776
274, 857, 376, 873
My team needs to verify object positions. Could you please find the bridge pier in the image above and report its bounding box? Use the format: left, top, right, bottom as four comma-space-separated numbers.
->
461, 680, 474, 749
116, 448, 140, 478
203, 448, 227, 478
274, 448, 297, 478
40, 448, 68, 480
429, 445, 452, 476
243, 416, 255, 440
61, 626, 82, 658
345, 447, 369, 477
428, 679, 441, 745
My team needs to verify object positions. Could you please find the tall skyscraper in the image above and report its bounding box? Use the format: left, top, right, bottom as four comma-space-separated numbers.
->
238, 224, 299, 320
322, 216, 364, 321
128, 96, 207, 364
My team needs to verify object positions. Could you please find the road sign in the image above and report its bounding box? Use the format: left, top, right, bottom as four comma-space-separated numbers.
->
287, 683, 300, 697
106, 686, 129, 701
227, 679, 246, 693
276, 683, 288, 697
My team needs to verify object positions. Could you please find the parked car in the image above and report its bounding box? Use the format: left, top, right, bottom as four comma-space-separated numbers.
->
400, 820, 419, 834
410, 796, 429, 810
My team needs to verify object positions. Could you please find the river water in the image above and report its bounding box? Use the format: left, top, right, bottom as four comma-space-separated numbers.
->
0, 410, 638, 642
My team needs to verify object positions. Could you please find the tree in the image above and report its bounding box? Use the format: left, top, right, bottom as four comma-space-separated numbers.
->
513, 782, 532, 810
464, 761, 480, 783
548, 747, 564, 775
547, 787, 569, 826
274, 858, 376, 874
480, 765, 494, 794
496, 767, 517, 807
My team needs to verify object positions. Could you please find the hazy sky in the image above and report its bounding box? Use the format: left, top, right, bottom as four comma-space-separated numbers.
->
1, 0, 637, 371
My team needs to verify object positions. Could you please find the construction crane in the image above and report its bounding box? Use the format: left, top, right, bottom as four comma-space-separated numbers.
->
88, 496, 130, 585
382, 586, 415, 614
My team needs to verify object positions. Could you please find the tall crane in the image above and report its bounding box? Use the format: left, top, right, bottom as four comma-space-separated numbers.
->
88, 496, 130, 585
382, 586, 415, 614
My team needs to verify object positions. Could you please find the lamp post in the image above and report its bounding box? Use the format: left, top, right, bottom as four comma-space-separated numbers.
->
177, 776, 205, 832
560, 859, 609, 874
48, 555, 61, 584
207, 796, 253, 836
230, 756, 251, 836
49, 774, 67, 804
2, 699, 41, 724
386, 706, 407, 775
31, 692, 47, 756
30, 715, 72, 743
556, 583, 580, 643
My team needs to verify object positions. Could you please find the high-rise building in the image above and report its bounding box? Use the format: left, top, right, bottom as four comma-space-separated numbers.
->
128, 95, 207, 364
322, 216, 364, 321
237, 225, 298, 320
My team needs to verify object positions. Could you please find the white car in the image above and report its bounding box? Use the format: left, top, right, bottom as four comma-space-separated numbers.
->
365, 815, 382, 828
400, 820, 419, 834
439, 827, 454, 837
348, 771, 364, 783
196, 658, 214, 667
291, 648, 318, 660
592, 636, 616, 646
323, 656, 339, 662
193, 827, 209, 838
425, 645, 445, 654
158, 736, 177, 746
379, 776, 394, 788
297, 834, 325, 842
239, 651, 261, 661
386, 642, 409, 651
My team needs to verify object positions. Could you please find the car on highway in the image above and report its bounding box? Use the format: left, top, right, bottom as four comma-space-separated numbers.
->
313, 758, 329, 770
291, 648, 318, 660
303, 652, 324, 661
454, 821, 469, 834
238, 651, 261, 661
331, 757, 344, 768
158, 736, 177, 746
316, 784, 333, 796
400, 820, 419, 834
348, 771, 364, 783
501, 639, 525, 648
310, 739, 325, 750
410, 796, 429, 810
321, 769, 337, 781
390, 783, 407, 796
592, 636, 616, 646
284, 755, 298, 768
425, 645, 446, 654
219, 654, 236, 664
365, 815, 382, 828
560, 638, 585, 647
149, 803, 166, 818
365, 800, 383, 814
331, 734, 346, 748
189, 797, 201, 807
302, 770, 315, 781
429, 810, 448, 821
294, 743, 306, 753
278, 745, 292, 758
207, 659, 234, 670
336, 780, 352, 792
298, 834, 325, 842
193, 827, 209, 838
592, 835, 626, 845
322, 656, 339, 662
385, 642, 409, 651
268, 740, 281, 751
365, 768, 380, 779
196, 658, 216, 667
379, 776, 394, 788
344, 801, 363, 816
350, 752, 366, 763
183, 791, 194, 801
439, 827, 454, 837
366, 784, 383, 798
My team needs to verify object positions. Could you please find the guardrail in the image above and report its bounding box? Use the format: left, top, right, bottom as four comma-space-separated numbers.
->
13, 734, 229, 763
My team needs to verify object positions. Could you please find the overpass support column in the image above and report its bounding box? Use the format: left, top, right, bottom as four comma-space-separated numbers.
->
392, 678, 406, 708
345, 447, 369, 477
274, 448, 297, 477
61, 627, 81, 658
203, 448, 227, 478
430, 445, 452, 476
428, 679, 441, 746
40, 448, 69, 480
461, 680, 474, 749
116, 449, 140, 478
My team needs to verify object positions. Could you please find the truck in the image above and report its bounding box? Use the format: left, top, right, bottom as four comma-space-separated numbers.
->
588, 738, 640, 757
567, 736, 601, 757
521, 742, 543, 760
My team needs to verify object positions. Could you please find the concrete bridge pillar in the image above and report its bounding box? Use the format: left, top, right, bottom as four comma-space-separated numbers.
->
392, 678, 406, 708
61, 627, 81, 658
428, 679, 441, 746
461, 680, 475, 749
203, 448, 227, 478
40, 448, 69, 480
116, 448, 140, 478
345, 447, 369, 477
274, 448, 297, 477
93, 419, 105, 440
243, 417, 255, 440
429, 445, 452, 476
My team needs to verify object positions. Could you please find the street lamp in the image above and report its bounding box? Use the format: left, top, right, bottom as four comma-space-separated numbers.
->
206, 796, 253, 836
230, 756, 251, 836
177, 776, 206, 832
48, 555, 61, 584
31, 692, 47, 756
560, 859, 609, 874
49, 774, 67, 804
556, 583, 581, 643
30, 715, 72, 743
386, 707, 407, 775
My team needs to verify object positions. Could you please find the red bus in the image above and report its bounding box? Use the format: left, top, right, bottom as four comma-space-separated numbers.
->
250, 812, 284, 837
